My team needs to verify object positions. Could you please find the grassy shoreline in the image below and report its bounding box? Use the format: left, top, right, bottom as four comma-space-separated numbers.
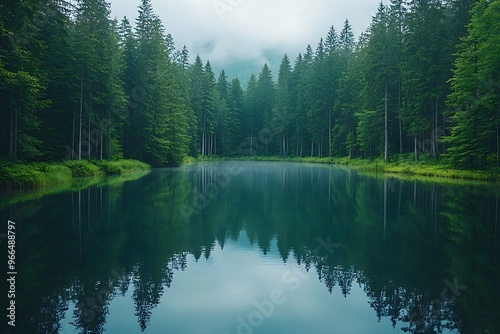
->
2, 155, 497, 188
0, 159, 151, 188
195, 155, 500, 183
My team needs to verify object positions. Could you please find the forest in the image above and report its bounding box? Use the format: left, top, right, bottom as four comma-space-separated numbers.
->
0, 0, 499, 170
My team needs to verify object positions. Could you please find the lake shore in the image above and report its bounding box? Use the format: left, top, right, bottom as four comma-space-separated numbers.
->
195, 155, 500, 183
0, 160, 151, 188
2, 155, 497, 189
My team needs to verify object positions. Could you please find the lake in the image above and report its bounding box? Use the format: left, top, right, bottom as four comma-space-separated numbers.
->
1, 161, 499, 334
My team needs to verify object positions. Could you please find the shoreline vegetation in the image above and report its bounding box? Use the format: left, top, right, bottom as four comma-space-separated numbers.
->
194, 155, 500, 183
0, 159, 151, 188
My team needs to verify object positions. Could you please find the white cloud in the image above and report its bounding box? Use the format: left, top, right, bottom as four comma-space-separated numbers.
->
110, 0, 377, 71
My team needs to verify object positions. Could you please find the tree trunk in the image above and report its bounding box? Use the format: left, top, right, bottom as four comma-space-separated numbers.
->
72, 109, 76, 160
414, 136, 418, 162
13, 108, 18, 161
399, 118, 403, 155
434, 95, 439, 160
250, 129, 253, 156
9, 108, 14, 161
79, 65, 84, 161
497, 119, 499, 167
398, 80, 403, 156
282, 135, 286, 156
329, 113, 332, 157
300, 134, 304, 158
88, 102, 91, 159
384, 80, 389, 162
108, 121, 112, 160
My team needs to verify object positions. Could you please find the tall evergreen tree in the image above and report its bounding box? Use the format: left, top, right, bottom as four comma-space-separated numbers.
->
444, 0, 500, 169
273, 54, 293, 156
255, 64, 275, 155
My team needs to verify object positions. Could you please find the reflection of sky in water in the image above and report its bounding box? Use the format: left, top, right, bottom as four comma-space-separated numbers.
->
60, 231, 456, 334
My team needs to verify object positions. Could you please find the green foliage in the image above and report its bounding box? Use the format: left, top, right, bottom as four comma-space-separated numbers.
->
94, 159, 150, 174
63, 160, 103, 177
0, 159, 151, 188
444, 0, 500, 170
0, 0, 496, 175
0, 162, 72, 187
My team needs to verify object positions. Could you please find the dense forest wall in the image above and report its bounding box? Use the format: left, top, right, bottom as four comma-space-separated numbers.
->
0, 0, 498, 169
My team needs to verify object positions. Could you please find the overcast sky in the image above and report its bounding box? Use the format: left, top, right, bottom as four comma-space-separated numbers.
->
110, 0, 377, 67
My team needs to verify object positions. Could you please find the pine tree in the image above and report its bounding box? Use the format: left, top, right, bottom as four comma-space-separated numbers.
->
0, 0, 48, 161
242, 74, 259, 156
273, 54, 292, 156
402, 0, 450, 161
361, 3, 395, 162
444, 0, 500, 169
256, 64, 275, 155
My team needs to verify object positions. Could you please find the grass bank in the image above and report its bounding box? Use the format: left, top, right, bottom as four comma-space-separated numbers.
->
0, 159, 150, 188
196, 155, 499, 182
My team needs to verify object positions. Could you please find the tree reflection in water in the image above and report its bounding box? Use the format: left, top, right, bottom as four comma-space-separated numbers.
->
2, 162, 498, 334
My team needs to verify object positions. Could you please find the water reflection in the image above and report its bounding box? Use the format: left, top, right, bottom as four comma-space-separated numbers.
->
1, 162, 499, 334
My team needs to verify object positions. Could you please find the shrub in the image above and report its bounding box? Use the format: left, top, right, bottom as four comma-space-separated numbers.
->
63, 160, 102, 177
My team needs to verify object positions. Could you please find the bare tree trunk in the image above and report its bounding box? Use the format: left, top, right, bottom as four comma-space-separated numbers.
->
202, 116, 206, 156
100, 124, 103, 161
250, 129, 253, 156
296, 131, 299, 157
414, 136, 418, 162
72, 109, 76, 160
282, 136, 285, 156
108, 121, 112, 160
434, 95, 439, 160
329, 114, 332, 157
384, 80, 389, 162
13, 109, 18, 161
9, 108, 14, 161
88, 104, 91, 159
497, 119, 499, 167
79, 65, 84, 161
300, 134, 304, 158
431, 94, 439, 160
399, 118, 403, 155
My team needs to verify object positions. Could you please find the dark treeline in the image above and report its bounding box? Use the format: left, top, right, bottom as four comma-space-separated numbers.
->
1, 0, 499, 169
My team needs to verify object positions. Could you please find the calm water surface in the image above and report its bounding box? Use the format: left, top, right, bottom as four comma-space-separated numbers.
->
1, 161, 499, 334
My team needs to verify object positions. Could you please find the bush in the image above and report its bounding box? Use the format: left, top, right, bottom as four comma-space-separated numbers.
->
0, 163, 73, 187
63, 160, 102, 177
94, 159, 150, 174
